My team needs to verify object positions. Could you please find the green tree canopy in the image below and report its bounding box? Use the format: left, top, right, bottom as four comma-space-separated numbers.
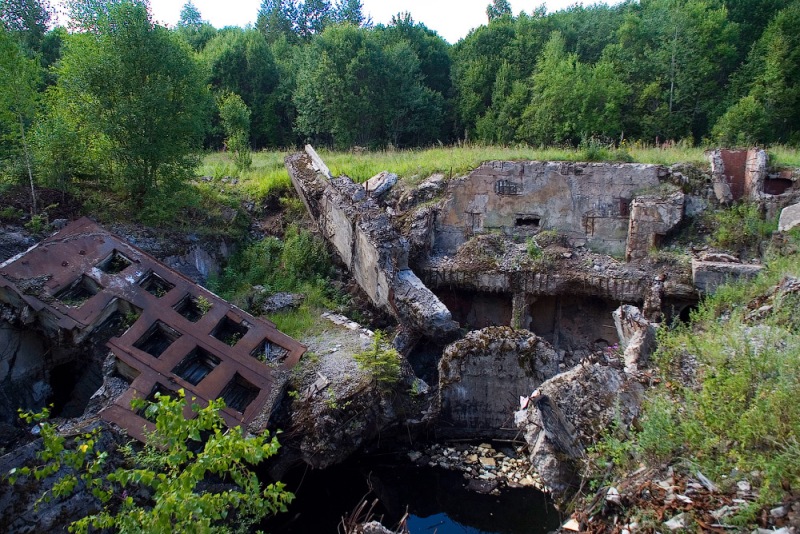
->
53, 0, 210, 206
202, 28, 281, 147
486, 0, 512, 21
0, 0, 52, 53
0, 25, 41, 210
293, 24, 444, 148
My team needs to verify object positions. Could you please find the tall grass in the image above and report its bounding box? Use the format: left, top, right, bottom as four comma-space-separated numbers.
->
593, 233, 800, 519
199, 144, 798, 203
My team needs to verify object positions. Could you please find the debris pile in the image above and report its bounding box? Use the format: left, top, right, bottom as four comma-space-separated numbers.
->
407, 442, 542, 493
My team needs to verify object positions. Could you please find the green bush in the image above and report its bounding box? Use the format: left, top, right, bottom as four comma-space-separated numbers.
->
707, 202, 775, 255
353, 330, 402, 390
8, 391, 293, 534
620, 251, 800, 509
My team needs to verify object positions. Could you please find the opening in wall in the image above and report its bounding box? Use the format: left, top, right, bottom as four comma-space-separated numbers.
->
515, 217, 541, 228
133, 320, 181, 358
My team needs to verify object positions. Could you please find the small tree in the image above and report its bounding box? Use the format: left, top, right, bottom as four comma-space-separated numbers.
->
0, 27, 41, 214
353, 330, 401, 390
8, 390, 293, 534
218, 91, 252, 173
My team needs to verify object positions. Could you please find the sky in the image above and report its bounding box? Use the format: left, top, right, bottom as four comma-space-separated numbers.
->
136, 0, 581, 44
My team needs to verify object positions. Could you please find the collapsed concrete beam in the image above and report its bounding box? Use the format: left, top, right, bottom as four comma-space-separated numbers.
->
286, 147, 458, 338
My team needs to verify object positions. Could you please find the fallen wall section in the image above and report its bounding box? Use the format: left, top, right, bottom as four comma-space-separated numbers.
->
286, 146, 457, 337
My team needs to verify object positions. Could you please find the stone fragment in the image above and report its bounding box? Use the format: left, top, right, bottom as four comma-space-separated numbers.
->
664, 513, 687, 530
692, 259, 764, 294
479, 457, 496, 468
562, 519, 580, 531
613, 305, 656, 373
466, 478, 499, 494
779, 202, 800, 232
363, 171, 398, 197
770, 506, 788, 519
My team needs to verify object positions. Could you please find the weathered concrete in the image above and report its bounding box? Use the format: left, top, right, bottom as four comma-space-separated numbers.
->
692, 259, 764, 294
517, 362, 644, 499
434, 161, 665, 257
437, 327, 563, 439
625, 192, 685, 261
613, 305, 657, 373
286, 147, 458, 338
363, 170, 398, 197
708, 149, 774, 203
779, 202, 800, 232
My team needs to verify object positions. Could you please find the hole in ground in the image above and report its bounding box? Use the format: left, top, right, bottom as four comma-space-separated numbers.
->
49, 359, 103, 418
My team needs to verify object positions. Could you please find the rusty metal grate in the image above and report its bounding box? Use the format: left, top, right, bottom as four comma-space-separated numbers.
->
0, 217, 306, 442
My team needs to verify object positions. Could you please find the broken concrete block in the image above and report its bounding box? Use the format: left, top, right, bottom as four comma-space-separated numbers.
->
363, 170, 397, 197
692, 259, 764, 294
778, 202, 800, 232
438, 327, 562, 439
613, 305, 657, 373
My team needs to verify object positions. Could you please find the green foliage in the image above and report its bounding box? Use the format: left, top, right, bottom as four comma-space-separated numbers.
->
8, 391, 293, 533
196, 295, 212, 315
218, 92, 252, 173
52, 1, 210, 209
293, 23, 445, 148
591, 249, 800, 512
526, 238, 542, 260
353, 330, 402, 389
208, 224, 336, 326
707, 202, 776, 254
202, 28, 282, 147
0, 25, 41, 211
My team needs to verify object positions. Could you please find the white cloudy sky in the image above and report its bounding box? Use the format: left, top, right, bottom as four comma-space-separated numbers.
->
134, 0, 583, 44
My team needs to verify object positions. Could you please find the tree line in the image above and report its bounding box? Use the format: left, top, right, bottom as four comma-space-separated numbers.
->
1, 0, 799, 210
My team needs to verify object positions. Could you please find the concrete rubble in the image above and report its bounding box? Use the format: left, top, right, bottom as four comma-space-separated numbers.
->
517, 359, 644, 498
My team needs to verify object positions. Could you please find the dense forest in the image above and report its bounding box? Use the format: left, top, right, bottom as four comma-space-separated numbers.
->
1, 0, 800, 203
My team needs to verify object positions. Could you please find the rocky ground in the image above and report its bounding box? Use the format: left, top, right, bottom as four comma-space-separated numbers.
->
407, 441, 543, 493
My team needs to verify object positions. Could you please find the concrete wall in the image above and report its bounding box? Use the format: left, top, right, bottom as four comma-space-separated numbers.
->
435, 161, 663, 257
438, 327, 562, 439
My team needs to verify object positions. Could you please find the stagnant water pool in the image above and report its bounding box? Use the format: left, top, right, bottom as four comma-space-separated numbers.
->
261, 451, 562, 533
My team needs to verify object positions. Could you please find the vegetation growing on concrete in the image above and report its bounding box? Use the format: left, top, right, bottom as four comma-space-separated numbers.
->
588, 227, 800, 527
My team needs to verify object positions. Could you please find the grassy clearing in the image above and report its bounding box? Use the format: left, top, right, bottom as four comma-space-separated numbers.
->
200, 144, 800, 203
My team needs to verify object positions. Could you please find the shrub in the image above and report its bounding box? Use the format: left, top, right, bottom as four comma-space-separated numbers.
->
8, 391, 293, 534
353, 331, 402, 390
707, 202, 775, 255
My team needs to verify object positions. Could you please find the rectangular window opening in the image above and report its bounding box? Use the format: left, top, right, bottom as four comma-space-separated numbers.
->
97, 249, 133, 274
211, 315, 250, 347
251, 339, 289, 364
515, 217, 541, 228
174, 293, 210, 323
133, 320, 181, 358
139, 271, 175, 298
172, 347, 221, 386
55, 275, 103, 308
220, 373, 259, 413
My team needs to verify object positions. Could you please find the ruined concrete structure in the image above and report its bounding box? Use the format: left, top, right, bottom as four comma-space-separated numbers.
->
0, 218, 304, 441
437, 327, 565, 439
286, 146, 458, 338
433, 160, 668, 258
285, 147, 701, 351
